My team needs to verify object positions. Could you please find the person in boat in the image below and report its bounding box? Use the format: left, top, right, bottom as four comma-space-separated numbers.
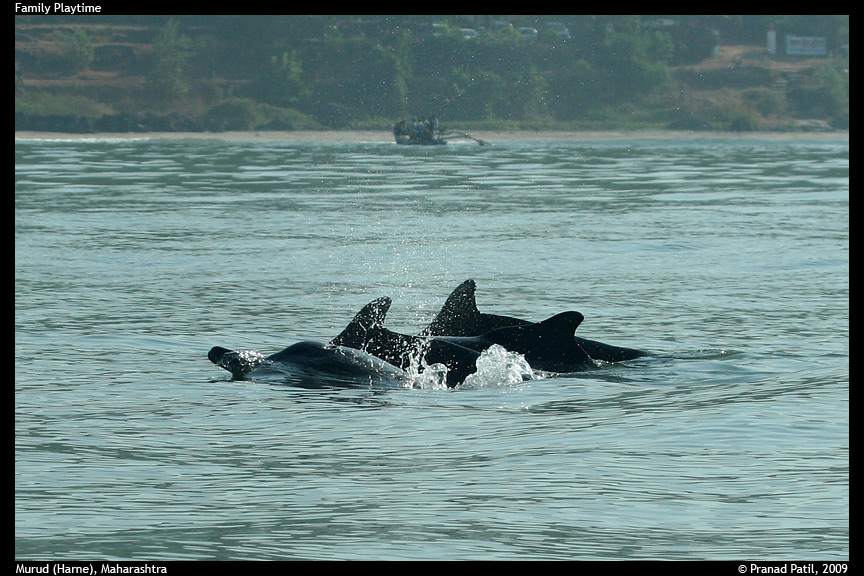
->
414, 117, 427, 140
394, 116, 445, 145
414, 116, 440, 144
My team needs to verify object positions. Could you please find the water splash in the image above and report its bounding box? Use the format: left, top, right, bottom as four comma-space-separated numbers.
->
400, 340, 450, 390
399, 342, 542, 390
462, 344, 539, 389
409, 362, 451, 390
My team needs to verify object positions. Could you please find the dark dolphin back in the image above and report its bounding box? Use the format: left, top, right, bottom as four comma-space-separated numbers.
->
327, 295, 480, 388
226, 341, 410, 389
329, 295, 419, 369
336, 324, 480, 389
426, 280, 649, 363
434, 311, 595, 373
489, 311, 595, 372
422, 279, 529, 336
266, 341, 408, 380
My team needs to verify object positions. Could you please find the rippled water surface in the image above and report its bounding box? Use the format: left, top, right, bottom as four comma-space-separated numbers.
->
15, 135, 848, 560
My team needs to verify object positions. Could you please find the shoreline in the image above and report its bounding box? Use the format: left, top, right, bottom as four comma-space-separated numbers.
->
14, 129, 849, 143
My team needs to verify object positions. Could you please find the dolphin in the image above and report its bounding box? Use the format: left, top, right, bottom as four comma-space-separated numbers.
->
208, 297, 477, 389
208, 341, 411, 388
421, 279, 526, 336
208, 296, 414, 387
209, 280, 647, 390
423, 279, 649, 363
330, 296, 597, 377
329, 296, 483, 388
432, 311, 598, 373
208, 346, 267, 379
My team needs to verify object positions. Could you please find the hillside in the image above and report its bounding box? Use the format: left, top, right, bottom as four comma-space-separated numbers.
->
14, 17, 849, 133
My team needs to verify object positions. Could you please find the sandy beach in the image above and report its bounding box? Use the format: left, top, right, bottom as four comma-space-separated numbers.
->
15, 129, 849, 143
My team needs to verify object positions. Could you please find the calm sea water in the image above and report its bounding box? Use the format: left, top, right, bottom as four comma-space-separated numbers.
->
15, 134, 848, 561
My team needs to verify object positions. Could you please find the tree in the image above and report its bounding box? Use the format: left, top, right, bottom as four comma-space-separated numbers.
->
258, 50, 310, 109
58, 29, 94, 73
304, 35, 412, 122
545, 59, 601, 120
671, 20, 719, 64
147, 19, 193, 101
788, 64, 849, 120
594, 29, 671, 103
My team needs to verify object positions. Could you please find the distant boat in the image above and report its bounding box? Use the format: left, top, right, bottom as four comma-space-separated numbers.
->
393, 117, 489, 146
393, 118, 446, 145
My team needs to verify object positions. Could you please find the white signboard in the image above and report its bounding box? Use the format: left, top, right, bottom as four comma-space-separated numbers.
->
786, 35, 828, 56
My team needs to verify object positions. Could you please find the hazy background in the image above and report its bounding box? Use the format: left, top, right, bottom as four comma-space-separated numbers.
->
15, 15, 849, 133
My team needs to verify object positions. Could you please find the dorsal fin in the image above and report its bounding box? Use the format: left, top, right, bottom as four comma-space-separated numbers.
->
423, 279, 529, 336
329, 296, 392, 348
480, 310, 584, 343
535, 311, 584, 338
352, 296, 392, 330
422, 279, 479, 336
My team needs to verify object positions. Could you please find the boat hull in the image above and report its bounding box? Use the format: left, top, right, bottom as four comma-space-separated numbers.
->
394, 135, 447, 145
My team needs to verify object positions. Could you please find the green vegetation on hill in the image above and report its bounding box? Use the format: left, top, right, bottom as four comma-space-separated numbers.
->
14, 15, 849, 133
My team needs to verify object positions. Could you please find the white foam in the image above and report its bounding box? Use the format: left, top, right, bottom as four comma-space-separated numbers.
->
400, 342, 546, 390
410, 362, 451, 390
462, 344, 538, 389
399, 341, 450, 390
